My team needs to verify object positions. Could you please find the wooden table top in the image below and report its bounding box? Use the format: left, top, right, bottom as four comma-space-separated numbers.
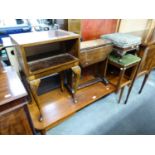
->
0, 64, 27, 106
10, 29, 79, 47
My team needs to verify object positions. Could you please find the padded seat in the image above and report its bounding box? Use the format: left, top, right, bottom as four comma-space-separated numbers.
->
100, 33, 141, 48
106, 53, 141, 104
109, 54, 141, 67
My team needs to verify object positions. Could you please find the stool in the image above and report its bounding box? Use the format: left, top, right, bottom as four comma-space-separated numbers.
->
105, 53, 141, 103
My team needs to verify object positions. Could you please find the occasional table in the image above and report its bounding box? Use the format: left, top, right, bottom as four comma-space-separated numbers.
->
10, 30, 81, 122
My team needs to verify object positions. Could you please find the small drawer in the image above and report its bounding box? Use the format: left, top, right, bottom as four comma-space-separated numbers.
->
80, 45, 113, 67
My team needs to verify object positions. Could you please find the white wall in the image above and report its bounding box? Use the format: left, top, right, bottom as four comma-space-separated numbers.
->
119, 19, 149, 33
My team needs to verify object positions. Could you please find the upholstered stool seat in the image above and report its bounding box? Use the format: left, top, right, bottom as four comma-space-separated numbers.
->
101, 33, 141, 48
109, 53, 141, 67
105, 53, 141, 103
101, 33, 142, 56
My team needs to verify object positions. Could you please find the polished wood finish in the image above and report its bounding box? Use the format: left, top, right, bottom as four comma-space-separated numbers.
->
80, 39, 113, 67
10, 30, 81, 121
10, 30, 79, 47
71, 66, 81, 97
28, 73, 116, 134
28, 54, 78, 73
78, 39, 113, 88
10, 30, 80, 78
0, 65, 34, 134
0, 107, 32, 135
0, 67, 27, 106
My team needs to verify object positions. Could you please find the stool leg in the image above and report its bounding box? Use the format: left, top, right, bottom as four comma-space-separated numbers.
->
29, 79, 43, 122
116, 68, 125, 93
124, 62, 141, 104
139, 71, 151, 94
118, 87, 125, 103
71, 66, 81, 103
130, 65, 138, 81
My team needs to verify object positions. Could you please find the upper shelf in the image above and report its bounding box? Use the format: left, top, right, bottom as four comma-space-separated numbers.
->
10, 29, 80, 47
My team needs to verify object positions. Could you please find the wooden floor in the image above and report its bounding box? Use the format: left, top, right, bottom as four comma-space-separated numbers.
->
28, 76, 116, 133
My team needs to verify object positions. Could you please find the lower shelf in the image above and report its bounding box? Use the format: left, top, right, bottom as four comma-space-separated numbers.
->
28, 82, 115, 132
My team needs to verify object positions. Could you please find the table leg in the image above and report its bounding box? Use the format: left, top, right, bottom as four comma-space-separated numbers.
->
71, 66, 81, 103
29, 79, 43, 122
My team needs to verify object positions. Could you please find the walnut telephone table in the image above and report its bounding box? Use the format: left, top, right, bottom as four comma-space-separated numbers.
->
10, 30, 81, 121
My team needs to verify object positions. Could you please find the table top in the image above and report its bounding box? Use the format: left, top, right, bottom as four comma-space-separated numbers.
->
10, 29, 79, 47
0, 64, 27, 106
80, 39, 112, 51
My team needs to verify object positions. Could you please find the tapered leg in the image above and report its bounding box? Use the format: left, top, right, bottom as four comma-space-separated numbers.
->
29, 79, 43, 122
139, 71, 151, 94
118, 87, 125, 103
71, 65, 81, 103
116, 68, 125, 93
124, 62, 141, 104
130, 65, 138, 81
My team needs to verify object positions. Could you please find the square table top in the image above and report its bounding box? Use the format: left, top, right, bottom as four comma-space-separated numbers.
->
10, 29, 79, 47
